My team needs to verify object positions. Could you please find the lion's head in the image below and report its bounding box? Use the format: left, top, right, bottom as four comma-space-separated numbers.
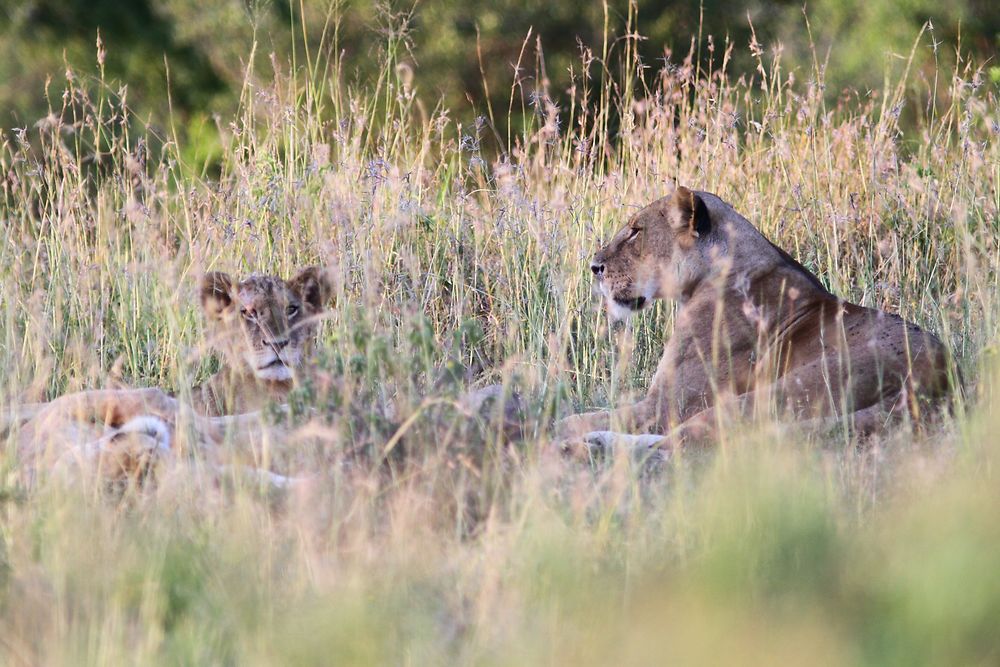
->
591, 186, 721, 321
200, 267, 334, 382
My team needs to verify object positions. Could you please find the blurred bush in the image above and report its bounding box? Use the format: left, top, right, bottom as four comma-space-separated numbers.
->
2, 0, 997, 146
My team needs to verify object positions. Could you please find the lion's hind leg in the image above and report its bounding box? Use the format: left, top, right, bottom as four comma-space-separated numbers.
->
786, 388, 919, 444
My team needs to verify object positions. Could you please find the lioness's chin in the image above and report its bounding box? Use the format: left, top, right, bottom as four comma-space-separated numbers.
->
597, 278, 658, 322
254, 365, 293, 381
247, 356, 294, 381
606, 296, 647, 322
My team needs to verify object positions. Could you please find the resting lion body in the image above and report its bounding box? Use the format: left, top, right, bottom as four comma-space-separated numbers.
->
7, 264, 519, 487
5, 267, 335, 489
560, 186, 954, 450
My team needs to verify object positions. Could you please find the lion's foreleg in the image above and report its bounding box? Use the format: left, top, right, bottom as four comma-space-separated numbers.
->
555, 397, 658, 439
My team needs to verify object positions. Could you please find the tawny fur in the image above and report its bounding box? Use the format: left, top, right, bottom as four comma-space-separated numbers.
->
6, 266, 335, 490
196, 267, 334, 415
6, 264, 520, 488
559, 186, 955, 451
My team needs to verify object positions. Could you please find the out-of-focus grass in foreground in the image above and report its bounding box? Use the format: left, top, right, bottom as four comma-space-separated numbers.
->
1, 17, 998, 667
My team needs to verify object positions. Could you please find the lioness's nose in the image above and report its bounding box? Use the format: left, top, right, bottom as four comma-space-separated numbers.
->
591, 263, 605, 278
269, 338, 289, 351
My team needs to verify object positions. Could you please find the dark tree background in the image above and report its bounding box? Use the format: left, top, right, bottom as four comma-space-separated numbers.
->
2, 0, 997, 154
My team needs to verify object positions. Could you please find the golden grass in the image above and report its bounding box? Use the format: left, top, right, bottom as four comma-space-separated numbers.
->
1, 18, 998, 666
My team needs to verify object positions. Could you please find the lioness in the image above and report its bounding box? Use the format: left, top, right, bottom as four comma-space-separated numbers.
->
558, 186, 954, 452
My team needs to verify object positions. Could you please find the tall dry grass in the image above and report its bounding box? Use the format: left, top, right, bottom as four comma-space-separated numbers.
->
1, 12, 998, 666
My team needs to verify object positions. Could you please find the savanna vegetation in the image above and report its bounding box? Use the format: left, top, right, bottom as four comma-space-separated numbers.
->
1, 2, 999, 664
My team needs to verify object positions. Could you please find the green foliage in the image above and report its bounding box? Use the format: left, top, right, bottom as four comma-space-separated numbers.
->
2, 0, 998, 150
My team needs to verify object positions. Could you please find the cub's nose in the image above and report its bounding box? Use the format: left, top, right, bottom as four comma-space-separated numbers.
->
590, 263, 605, 278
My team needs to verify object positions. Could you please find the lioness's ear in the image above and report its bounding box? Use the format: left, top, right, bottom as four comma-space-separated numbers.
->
668, 186, 711, 241
288, 266, 335, 311
200, 271, 235, 320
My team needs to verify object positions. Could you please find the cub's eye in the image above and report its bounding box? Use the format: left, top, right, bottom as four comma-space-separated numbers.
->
240, 308, 255, 321
286, 304, 300, 318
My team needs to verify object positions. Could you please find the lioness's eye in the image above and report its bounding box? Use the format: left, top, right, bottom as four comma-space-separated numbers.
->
287, 305, 299, 318
627, 227, 642, 241
240, 308, 255, 321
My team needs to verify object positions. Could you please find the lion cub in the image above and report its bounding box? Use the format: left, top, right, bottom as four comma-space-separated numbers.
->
6, 267, 334, 489
196, 267, 334, 416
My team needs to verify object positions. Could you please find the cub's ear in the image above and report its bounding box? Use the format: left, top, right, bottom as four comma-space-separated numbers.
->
667, 186, 711, 241
200, 272, 235, 320
288, 266, 335, 311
